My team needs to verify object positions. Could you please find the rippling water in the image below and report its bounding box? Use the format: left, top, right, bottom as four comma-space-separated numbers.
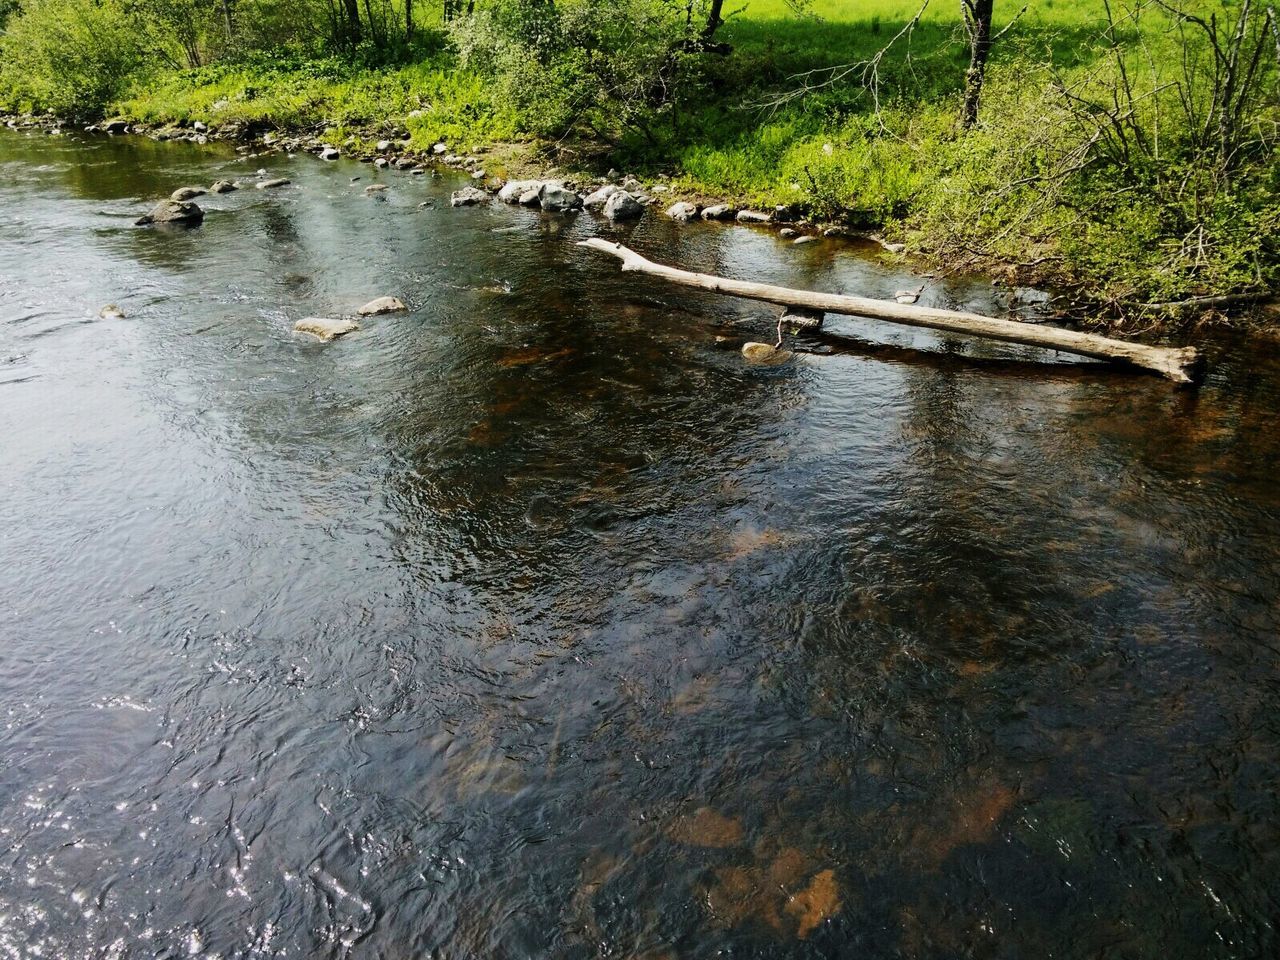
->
2, 126, 1279, 959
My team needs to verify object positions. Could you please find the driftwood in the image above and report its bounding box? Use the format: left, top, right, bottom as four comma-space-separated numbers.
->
579, 239, 1204, 383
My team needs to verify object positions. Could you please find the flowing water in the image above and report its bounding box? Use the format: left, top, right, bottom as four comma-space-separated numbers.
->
2, 126, 1279, 960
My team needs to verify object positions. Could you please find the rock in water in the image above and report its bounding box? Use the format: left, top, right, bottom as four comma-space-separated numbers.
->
498, 179, 541, 204
294, 317, 360, 341
741, 342, 793, 364
794, 235, 817, 245
365, 183, 388, 194
103, 120, 129, 135
98, 304, 125, 320
666, 201, 699, 222
538, 182, 583, 213
781, 307, 824, 330
736, 209, 771, 224
582, 184, 619, 209
209, 180, 238, 193
603, 191, 644, 221
357, 296, 406, 316
170, 186, 206, 201
257, 178, 291, 189
319, 145, 340, 160
450, 186, 488, 207
136, 200, 204, 226
701, 204, 735, 221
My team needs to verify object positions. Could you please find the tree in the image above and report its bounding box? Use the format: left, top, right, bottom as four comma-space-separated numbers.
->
960, 0, 994, 128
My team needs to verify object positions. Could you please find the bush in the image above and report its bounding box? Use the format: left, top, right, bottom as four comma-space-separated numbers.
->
0, 0, 148, 117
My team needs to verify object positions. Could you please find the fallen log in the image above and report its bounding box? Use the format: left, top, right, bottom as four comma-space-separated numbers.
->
578, 239, 1204, 383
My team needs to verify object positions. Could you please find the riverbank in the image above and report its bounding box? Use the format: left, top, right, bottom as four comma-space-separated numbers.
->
9, 102, 1276, 337
2, 2, 1276, 326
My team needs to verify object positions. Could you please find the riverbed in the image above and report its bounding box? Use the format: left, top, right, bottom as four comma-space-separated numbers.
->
2, 126, 1280, 959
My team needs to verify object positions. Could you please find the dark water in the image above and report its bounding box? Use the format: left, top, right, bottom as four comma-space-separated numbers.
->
2, 126, 1280, 960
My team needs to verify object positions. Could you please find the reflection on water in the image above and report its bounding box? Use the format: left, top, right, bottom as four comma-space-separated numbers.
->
2, 127, 1279, 959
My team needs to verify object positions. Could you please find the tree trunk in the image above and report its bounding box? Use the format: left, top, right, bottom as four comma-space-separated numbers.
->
578, 240, 1203, 383
961, 0, 994, 128
221, 0, 235, 40
406, 0, 413, 41
343, 0, 362, 45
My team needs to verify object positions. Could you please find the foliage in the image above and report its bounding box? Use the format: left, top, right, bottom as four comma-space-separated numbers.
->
0, 0, 148, 118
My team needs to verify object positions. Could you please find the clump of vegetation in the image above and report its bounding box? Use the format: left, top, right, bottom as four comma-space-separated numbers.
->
1, 0, 1277, 315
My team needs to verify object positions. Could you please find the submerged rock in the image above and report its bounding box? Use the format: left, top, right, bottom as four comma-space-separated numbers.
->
257, 178, 291, 189
135, 199, 204, 226
209, 180, 238, 193
365, 183, 389, 194
98, 304, 125, 320
666, 201, 699, 222
357, 296, 407, 315
170, 186, 206, 201
294, 317, 359, 341
603, 191, 644, 221
450, 186, 488, 207
741, 342, 793, 364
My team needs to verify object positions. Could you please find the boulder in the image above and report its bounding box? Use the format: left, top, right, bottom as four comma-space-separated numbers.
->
136, 200, 204, 226
583, 184, 619, 208
450, 186, 488, 207
170, 186, 206, 201
736, 209, 771, 224
319, 145, 340, 160
603, 191, 644, 221
374, 158, 390, 169
499, 179, 541, 203
358, 296, 407, 316
701, 204, 735, 221
98, 304, 126, 320
193, 120, 208, 133
103, 120, 129, 135
432, 142, 448, 154
395, 158, 418, 170
794, 235, 817, 245
518, 188, 542, 207
666, 201, 699, 223
471, 169, 487, 180
539, 182, 583, 212
376, 139, 393, 152
779, 227, 798, 239
257, 178, 291, 189
294, 317, 360, 342
210, 180, 238, 193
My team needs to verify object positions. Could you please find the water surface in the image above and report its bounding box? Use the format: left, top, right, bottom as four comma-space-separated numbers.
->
2, 127, 1279, 959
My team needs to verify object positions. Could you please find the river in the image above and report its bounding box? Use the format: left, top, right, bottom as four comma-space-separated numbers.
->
2, 126, 1279, 959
